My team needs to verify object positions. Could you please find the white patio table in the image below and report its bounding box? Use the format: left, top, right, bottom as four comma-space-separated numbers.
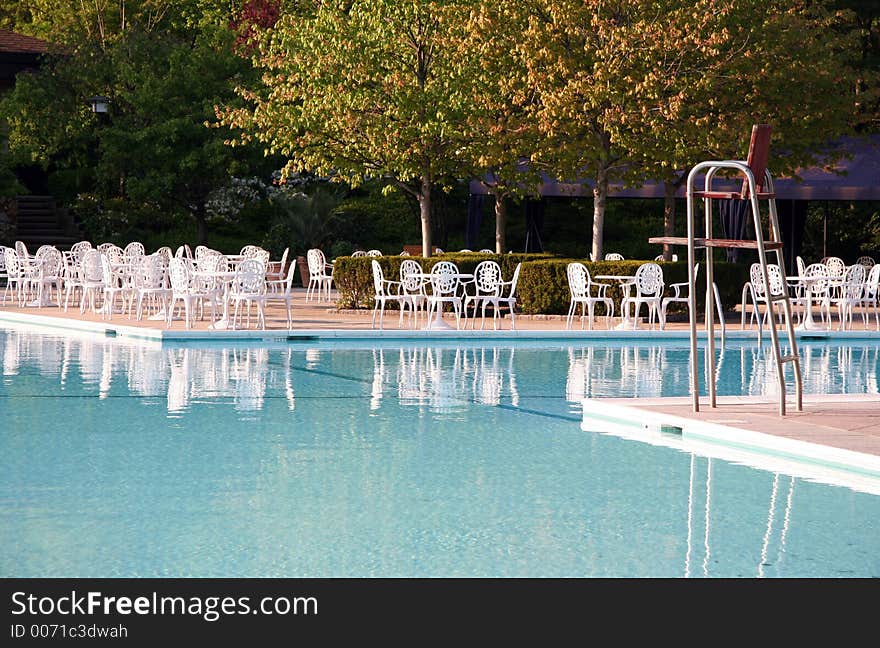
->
413, 272, 473, 330
594, 274, 639, 329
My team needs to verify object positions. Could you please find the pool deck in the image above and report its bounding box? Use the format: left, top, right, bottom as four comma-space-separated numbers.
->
3, 289, 880, 470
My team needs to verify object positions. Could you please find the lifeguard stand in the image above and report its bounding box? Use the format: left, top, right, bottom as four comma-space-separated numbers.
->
650, 125, 803, 415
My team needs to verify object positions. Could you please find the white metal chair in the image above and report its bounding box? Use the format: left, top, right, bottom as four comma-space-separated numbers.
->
831, 263, 867, 330
132, 254, 170, 321
856, 255, 875, 268
229, 258, 267, 330
366, 249, 382, 257
463, 260, 502, 328
479, 248, 494, 254
100, 254, 130, 320
78, 249, 106, 314
604, 252, 624, 261
861, 264, 880, 330
399, 259, 427, 325
123, 241, 146, 263
661, 263, 698, 329
621, 262, 664, 329
742, 262, 788, 336
266, 247, 289, 285
305, 248, 334, 302
14, 240, 29, 261
351, 250, 367, 257
486, 262, 522, 330
263, 260, 297, 328
30, 245, 63, 307
0, 246, 7, 303
370, 259, 414, 329
167, 258, 216, 329
3, 247, 25, 306
565, 262, 614, 330
425, 261, 463, 329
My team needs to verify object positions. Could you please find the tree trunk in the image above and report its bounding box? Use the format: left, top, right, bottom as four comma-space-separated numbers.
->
418, 175, 432, 257
591, 166, 608, 262
663, 180, 677, 260
494, 193, 506, 254
195, 208, 208, 245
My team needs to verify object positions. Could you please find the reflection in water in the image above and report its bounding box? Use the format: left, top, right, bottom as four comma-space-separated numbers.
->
2, 330, 879, 417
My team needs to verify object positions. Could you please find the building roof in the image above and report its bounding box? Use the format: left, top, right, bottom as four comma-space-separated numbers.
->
0, 29, 50, 55
469, 134, 880, 201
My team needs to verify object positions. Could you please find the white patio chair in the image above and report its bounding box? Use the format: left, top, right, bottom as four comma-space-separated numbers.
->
351, 250, 367, 257
861, 264, 880, 330
70, 240, 93, 261
0, 246, 7, 302
742, 262, 788, 335
604, 252, 624, 261
366, 249, 382, 257
100, 254, 131, 320
31, 245, 63, 307
661, 263, 698, 329
398, 250, 410, 256
78, 249, 105, 314
14, 240, 29, 261
856, 255, 875, 268
565, 262, 614, 330
486, 262, 522, 330
61, 250, 84, 311
155, 246, 173, 264
399, 259, 427, 325
425, 261, 463, 329
3, 247, 25, 306
123, 241, 146, 262
167, 258, 216, 329
266, 247, 289, 285
263, 260, 297, 328
229, 258, 267, 330
479, 249, 494, 254
621, 262, 664, 329
132, 254, 170, 321
305, 248, 333, 302
370, 259, 413, 329
831, 263, 867, 331
463, 260, 502, 328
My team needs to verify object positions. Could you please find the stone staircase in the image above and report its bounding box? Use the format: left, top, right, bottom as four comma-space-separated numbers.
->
14, 195, 83, 251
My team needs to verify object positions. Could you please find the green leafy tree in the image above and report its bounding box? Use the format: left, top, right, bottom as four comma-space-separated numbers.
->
0, 8, 273, 244
220, 0, 481, 257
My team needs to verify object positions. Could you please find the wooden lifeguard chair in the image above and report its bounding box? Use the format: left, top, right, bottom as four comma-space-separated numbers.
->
650, 124, 803, 415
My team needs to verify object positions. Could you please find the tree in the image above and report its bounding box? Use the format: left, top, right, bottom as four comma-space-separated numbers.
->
220, 0, 481, 257
455, 2, 543, 254
611, 0, 857, 259
514, 0, 858, 261
0, 5, 273, 244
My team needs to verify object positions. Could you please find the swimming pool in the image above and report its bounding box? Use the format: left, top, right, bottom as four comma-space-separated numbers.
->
1, 327, 878, 577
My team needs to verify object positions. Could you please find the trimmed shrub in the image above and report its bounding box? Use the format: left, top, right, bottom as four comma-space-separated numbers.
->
333, 252, 553, 309
517, 259, 750, 316
332, 253, 750, 316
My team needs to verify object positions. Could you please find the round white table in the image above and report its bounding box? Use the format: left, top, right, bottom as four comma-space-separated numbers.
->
594, 274, 638, 329
413, 272, 473, 330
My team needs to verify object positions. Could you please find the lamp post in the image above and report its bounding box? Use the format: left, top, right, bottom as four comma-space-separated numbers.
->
87, 95, 110, 114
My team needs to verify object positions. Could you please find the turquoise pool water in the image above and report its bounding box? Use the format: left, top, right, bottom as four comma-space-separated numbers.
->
1, 327, 878, 577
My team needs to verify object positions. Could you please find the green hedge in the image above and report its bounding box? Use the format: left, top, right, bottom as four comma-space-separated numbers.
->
332, 253, 750, 316
517, 259, 750, 316
333, 252, 553, 309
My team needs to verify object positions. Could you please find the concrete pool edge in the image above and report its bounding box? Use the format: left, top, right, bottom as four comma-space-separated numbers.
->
581, 396, 880, 495
4, 309, 880, 342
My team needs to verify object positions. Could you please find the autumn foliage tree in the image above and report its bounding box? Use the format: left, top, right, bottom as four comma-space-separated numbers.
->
220, 0, 483, 257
